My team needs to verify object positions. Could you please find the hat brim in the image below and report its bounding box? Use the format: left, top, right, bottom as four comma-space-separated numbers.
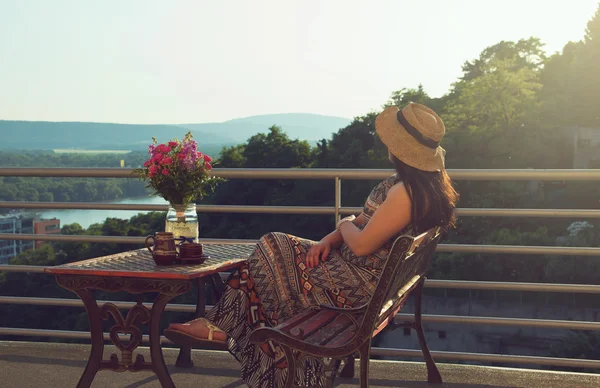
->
375, 106, 445, 172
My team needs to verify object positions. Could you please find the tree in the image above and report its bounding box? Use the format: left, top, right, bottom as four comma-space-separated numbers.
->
0, 184, 18, 201
218, 144, 246, 168
444, 57, 542, 168
21, 187, 40, 202
39, 191, 54, 202
243, 126, 312, 168
584, 4, 600, 46
539, 4, 600, 128
384, 84, 447, 114
203, 126, 328, 240
459, 38, 546, 82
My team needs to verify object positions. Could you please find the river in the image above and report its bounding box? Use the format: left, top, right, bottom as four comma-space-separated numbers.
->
37, 196, 169, 229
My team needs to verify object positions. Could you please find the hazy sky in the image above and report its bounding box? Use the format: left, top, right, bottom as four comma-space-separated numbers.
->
1, 0, 598, 124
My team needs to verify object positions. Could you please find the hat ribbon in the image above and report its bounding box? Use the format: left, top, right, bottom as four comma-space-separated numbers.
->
396, 110, 440, 149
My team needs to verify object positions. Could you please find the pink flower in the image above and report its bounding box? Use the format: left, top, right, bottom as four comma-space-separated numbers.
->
205, 162, 212, 170
161, 168, 169, 175
158, 144, 171, 154
177, 153, 186, 160
203, 154, 212, 163
168, 141, 178, 148
143, 160, 152, 167
153, 153, 164, 162
161, 157, 173, 165
149, 165, 158, 174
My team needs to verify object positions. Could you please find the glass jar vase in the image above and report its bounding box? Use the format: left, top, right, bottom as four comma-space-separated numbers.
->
165, 203, 199, 243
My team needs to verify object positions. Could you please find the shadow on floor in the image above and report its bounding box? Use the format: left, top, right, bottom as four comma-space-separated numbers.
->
0, 353, 500, 387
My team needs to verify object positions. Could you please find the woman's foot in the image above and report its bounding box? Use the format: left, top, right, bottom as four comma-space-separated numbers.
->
164, 318, 227, 346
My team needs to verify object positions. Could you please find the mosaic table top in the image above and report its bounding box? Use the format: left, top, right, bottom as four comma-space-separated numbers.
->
45, 244, 255, 280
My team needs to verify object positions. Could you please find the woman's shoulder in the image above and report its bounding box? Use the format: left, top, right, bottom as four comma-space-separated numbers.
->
367, 174, 402, 203
374, 173, 400, 187
381, 174, 402, 190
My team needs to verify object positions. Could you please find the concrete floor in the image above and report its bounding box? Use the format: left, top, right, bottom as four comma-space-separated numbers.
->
1, 341, 599, 388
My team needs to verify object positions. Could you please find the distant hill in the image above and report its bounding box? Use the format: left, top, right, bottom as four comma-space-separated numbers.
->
179, 113, 351, 143
0, 113, 351, 154
0, 121, 234, 151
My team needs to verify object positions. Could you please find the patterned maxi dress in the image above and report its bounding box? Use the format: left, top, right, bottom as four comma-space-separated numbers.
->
204, 175, 411, 387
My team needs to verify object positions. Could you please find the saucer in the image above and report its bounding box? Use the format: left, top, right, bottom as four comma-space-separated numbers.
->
177, 254, 210, 265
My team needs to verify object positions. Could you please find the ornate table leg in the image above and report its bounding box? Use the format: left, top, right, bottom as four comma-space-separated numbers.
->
56, 275, 191, 388
150, 292, 179, 388
71, 287, 104, 388
175, 278, 206, 367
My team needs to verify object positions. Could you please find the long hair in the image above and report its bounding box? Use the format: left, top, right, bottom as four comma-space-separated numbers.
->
391, 155, 458, 233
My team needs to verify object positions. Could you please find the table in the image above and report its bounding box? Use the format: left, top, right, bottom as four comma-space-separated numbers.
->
44, 243, 255, 388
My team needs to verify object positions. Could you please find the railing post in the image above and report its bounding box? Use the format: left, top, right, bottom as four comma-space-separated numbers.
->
334, 177, 341, 225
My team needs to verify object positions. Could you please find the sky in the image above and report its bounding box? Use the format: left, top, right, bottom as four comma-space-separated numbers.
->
0, 0, 598, 124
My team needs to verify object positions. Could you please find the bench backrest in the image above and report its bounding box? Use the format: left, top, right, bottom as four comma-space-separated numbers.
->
359, 227, 441, 337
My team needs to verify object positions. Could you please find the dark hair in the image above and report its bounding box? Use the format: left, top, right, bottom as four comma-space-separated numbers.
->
391, 155, 458, 233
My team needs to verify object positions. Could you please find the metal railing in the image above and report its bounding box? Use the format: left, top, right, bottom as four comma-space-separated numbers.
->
1, 167, 600, 370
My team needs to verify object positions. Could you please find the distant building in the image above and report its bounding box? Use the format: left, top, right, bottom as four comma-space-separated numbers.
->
33, 218, 61, 249
571, 127, 600, 168
0, 214, 60, 264
0, 214, 35, 264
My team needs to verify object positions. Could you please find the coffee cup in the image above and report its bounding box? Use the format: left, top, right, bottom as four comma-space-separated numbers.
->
179, 243, 204, 259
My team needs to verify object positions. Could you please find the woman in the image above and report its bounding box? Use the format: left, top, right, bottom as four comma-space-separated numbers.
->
165, 102, 459, 387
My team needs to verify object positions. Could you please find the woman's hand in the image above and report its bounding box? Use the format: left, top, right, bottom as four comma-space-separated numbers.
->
306, 241, 331, 268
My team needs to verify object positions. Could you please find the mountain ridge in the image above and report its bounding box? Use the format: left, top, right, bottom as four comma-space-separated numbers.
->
0, 113, 352, 153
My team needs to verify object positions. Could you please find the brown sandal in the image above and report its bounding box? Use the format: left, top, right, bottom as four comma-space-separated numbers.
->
164, 318, 228, 349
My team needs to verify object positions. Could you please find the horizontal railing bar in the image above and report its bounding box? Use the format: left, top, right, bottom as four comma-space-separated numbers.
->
0, 296, 195, 313
2, 233, 599, 256
0, 233, 255, 245
0, 202, 339, 215
1, 167, 600, 181
0, 327, 172, 345
3, 265, 600, 293
0, 326, 597, 369
371, 347, 600, 369
2, 296, 599, 331
2, 200, 600, 219
454, 208, 600, 218
0, 265, 46, 273
394, 313, 600, 330
435, 244, 600, 256
0, 201, 168, 211
449, 169, 600, 181
424, 279, 600, 293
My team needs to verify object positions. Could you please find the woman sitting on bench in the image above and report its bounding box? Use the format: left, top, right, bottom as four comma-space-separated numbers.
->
165, 102, 459, 387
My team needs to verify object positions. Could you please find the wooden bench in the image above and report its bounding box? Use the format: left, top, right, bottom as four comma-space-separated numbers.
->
249, 227, 443, 388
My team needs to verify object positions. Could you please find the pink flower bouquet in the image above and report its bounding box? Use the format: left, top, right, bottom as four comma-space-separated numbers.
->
133, 132, 224, 207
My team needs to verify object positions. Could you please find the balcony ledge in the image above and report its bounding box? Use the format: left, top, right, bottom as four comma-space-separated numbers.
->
1, 341, 599, 387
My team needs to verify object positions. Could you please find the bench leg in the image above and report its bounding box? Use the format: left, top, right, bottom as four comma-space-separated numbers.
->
339, 355, 355, 378
358, 341, 371, 388
282, 345, 297, 388
414, 279, 442, 384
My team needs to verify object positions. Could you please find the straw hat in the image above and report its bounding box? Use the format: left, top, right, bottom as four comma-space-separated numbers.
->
375, 103, 446, 172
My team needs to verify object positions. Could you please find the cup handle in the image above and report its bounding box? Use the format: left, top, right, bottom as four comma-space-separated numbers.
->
145, 236, 155, 253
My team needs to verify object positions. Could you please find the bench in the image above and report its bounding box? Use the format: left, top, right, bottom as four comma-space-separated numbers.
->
249, 227, 443, 388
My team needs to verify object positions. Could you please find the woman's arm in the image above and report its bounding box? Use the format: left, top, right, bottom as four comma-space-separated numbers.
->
321, 212, 367, 249
338, 183, 411, 256
306, 212, 368, 268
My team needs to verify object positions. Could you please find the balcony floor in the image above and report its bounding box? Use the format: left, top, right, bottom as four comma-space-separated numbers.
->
1, 341, 600, 388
